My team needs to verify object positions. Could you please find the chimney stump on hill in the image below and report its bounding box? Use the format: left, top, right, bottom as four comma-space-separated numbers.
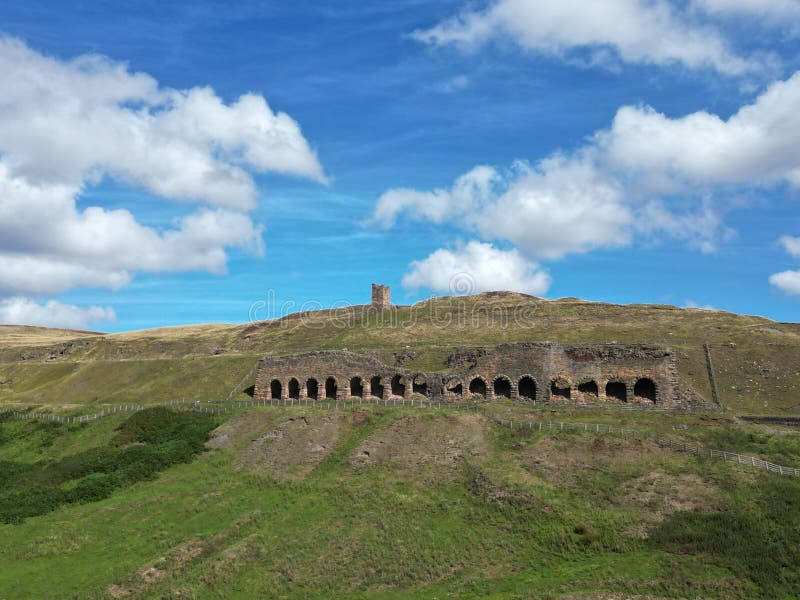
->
371, 283, 391, 310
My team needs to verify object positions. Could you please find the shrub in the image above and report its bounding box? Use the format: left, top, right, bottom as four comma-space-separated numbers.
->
0, 408, 217, 524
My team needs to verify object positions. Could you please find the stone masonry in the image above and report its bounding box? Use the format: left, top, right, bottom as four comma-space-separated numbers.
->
371, 283, 391, 310
254, 342, 681, 407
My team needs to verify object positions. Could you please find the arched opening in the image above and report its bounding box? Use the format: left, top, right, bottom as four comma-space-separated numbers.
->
469, 377, 487, 399
493, 376, 511, 398
518, 376, 537, 401
288, 378, 300, 399
306, 378, 319, 400
350, 376, 364, 398
370, 376, 384, 399
412, 374, 428, 396
634, 378, 657, 402
325, 377, 337, 400
446, 379, 463, 397
606, 381, 627, 402
550, 378, 571, 400
270, 379, 282, 399
578, 380, 599, 398
391, 374, 405, 397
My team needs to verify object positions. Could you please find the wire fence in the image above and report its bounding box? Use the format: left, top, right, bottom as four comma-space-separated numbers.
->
1, 396, 798, 477
485, 414, 800, 478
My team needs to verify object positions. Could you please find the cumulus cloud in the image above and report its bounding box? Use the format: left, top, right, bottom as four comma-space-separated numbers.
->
0, 298, 116, 330
402, 241, 551, 296
769, 270, 800, 295
0, 165, 265, 296
0, 38, 325, 209
412, 0, 762, 75
375, 69, 800, 267
694, 0, 800, 21
373, 165, 499, 228
770, 235, 800, 295
599, 72, 800, 190
0, 39, 325, 327
375, 159, 631, 260
685, 300, 718, 310
778, 235, 800, 257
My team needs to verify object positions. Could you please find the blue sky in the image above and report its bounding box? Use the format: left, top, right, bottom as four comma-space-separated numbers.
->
0, 0, 799, 331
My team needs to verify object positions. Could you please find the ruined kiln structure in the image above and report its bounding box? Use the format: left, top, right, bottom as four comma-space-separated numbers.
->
254, 342, 680, 406
371, 283, 391, 310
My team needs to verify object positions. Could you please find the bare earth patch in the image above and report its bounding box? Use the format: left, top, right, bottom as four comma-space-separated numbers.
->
108, 538, 211, 598
556, 594, 682, 600
206, 410, 281, 451
351, 414, 490, 477
618, 471, 720, 539
523, 434, 662, 485
235, 413, 351, 480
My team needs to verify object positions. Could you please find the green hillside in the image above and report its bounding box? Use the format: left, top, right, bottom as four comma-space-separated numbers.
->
1, 404, 799, 598
3, 293, 800, 598
2, 293, 799, 414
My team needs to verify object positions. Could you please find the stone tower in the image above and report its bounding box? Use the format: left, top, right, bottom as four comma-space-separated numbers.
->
371, 283, 391, 309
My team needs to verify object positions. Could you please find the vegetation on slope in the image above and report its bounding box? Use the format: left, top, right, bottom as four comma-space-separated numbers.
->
0, 408, 218, 523
1, 405, 799, 598
1, 293, 799, 413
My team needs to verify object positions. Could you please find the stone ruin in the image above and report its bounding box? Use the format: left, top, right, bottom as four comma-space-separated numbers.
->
371, 283, 391, 310
254, 342, 681, 407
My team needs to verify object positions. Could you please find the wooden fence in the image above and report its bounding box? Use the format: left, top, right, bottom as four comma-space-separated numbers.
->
1, 396, 798, 477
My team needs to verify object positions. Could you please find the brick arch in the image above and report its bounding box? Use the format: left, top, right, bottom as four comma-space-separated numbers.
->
306, 378, 319, 400
324, 376, 338, 400
492, 374, 512, 399
468, 376, 488, 399
605, 379, 627, 403
349, 375, 365, 398
444, 377, 464, 398
411, 373, 429, 397
517, 374, 537, 401
369, 375, 385, 399
550, 377, 571, 401
270, 379, 282, 399
288, 377, 300, 400
390, 374, 406, 397
634, 377, 657, 402
577, 379, 599, 398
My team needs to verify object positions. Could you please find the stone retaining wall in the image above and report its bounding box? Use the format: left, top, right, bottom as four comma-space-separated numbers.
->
254, 343, 681, 407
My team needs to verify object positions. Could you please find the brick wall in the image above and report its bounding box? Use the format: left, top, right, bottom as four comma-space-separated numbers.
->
253, 343, 683, 407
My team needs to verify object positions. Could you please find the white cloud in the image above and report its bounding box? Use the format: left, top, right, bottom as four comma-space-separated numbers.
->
0, 39, 325, 326
779, 235, 800, 257
598, 72, 800, 190
475, 157, 631, 259
0, 297, 116, 330
375, 159, 631, 260
634, 200, 734, 254
694, 0, 800, 20
685, 300, 718, 310
374, 70, 800, 263
412, 0, 762, 75
0, 38, 325, 210
373, 165, 498, 228
769, 270, 800, 295
770, 236, 800, 295
402, 241, 551, 295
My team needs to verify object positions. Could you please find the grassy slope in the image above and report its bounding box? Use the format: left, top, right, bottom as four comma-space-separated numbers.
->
1, 405, 799, 598
2, 293, 799, 413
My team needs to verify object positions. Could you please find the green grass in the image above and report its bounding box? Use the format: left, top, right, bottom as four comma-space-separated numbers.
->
2, 292, 800, 414
1, 405, 797, 598
0, 408, 218, 524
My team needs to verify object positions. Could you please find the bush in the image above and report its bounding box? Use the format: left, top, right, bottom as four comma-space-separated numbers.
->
0, 408, 217, 524
573, 522, 600, 546
651, 476, 800, 595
